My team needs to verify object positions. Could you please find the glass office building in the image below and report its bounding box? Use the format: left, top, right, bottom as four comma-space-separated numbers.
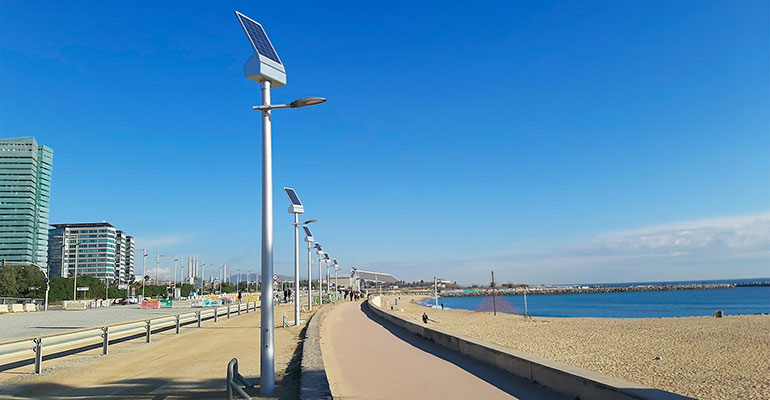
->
0, 137, 53, 273
48, 223, 135, 282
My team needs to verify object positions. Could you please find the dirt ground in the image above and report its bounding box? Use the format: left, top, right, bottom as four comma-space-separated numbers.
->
0, 302, 318, 399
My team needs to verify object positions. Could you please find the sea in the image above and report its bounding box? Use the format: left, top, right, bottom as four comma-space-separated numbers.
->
418, 278, 770, 318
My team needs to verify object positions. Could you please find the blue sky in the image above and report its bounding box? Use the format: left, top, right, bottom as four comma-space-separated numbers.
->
1, 1, 768, 284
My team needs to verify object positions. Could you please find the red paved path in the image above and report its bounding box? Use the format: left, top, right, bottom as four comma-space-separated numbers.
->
321, 301, 566, 400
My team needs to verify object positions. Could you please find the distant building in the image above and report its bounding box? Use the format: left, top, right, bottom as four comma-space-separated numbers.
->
115, 231, 135, 284
0, 137, 53, 273
48, 222, 135, 282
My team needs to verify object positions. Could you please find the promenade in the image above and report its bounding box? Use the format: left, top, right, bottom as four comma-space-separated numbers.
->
321, 300, 567, 400
0, 303, 307, 399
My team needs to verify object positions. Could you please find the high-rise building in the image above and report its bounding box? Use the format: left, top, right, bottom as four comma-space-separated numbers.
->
0, 137, 53, 273
115, 230, 135, 283
48, 222, 134, 282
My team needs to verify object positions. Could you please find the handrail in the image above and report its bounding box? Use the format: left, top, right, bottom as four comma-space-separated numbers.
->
0, 301, 258, 374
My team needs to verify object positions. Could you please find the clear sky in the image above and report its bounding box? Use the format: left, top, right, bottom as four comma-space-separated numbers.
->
1, 1, 768, 285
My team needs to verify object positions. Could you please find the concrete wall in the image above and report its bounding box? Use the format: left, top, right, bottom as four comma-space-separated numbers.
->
367, 297, 693, 400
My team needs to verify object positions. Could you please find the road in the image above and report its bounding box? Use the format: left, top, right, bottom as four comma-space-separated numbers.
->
321, 301, 567, 400
0, 302, 196, 342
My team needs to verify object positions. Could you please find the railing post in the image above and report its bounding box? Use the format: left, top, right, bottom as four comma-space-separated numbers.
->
226, 358, 235, 400
197, 311, 202, 328
238, 302, 242, 316
102, 327, 109, 355
176, 315, 181, 334
227, 304, 231, 319
33, 337, 42, 374
146, 320, 151, 343
214, 307, 218, 323
246, 302, 249, 313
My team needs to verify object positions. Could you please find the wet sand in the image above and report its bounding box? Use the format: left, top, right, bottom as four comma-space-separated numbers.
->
380, 295, 770, 400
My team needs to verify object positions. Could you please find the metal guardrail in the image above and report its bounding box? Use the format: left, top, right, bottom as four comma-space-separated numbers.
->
0, 301, 259, 374
226, 357, 254, 399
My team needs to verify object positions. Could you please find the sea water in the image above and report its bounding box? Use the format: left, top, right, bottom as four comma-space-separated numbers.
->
419, 282, 770, 318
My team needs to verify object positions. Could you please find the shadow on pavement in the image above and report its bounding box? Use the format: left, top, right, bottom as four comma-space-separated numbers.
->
0, 376, 298, 399
360, 302, 568, 400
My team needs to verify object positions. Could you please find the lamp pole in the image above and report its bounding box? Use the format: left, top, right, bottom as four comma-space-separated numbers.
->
72, 237, 79, 301
234, 11, 326, 394
140, 249, 147, 299
316, 245, 323, 304
307, 237, 313, 311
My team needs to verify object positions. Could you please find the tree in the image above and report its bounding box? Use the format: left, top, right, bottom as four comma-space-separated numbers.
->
0, 266, 45, 298
0, 266, 20, 297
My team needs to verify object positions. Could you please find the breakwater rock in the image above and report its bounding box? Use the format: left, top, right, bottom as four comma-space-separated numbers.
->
438, 282, 769, 297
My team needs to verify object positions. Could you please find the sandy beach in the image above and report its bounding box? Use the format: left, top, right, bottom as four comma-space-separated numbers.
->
379, 295, 770, 400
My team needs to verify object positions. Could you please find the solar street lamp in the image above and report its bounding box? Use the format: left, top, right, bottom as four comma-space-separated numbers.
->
315, 243, 323, 304
333, 259, 339, 299
284, 187, 309, 327
302, 224, 316, 311
323, 253, 331, 296
235, 11, 326, 395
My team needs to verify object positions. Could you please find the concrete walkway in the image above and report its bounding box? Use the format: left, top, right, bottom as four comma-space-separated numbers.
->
321, 301, 567, 400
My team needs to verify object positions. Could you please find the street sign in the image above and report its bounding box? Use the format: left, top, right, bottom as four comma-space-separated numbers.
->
76, 287, 89, 291
131, 287, 136, 296
118, 284, 128, 290
273, 274, 279, 282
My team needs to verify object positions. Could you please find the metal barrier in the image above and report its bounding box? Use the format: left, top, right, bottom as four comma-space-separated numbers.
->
0, 302, 257, 374
226, 357, 253, 400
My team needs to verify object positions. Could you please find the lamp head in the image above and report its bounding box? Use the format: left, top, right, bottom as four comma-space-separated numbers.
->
290, 97, 327, 108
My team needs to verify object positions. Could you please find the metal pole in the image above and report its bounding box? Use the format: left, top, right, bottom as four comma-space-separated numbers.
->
155, 250, 159, 284
293, 214, 300, 325
173, 257, 178, 298
142, 249, 147, 299
105, 277, 109, 305
259, 80, 275, 395
73, 242, 79, 301
435, 276, 438, 308
33, 338, 42, 374
524, 289, 528, 316
335, 268, 338, 299
307, 241, 312, 311
102, 327, 109, 355
318, 254, 323, 305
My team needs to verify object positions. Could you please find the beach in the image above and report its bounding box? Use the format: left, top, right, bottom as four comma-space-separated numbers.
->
380, 295, 770, 400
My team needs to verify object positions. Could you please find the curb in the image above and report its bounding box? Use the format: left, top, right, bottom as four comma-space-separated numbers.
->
365, 299, 694, 400
299, 304, 334, 400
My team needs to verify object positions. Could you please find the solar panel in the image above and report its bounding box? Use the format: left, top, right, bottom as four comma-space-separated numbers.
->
303, 226, 313, 237
235, 12, 282, 65
283, 188, 302, 206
